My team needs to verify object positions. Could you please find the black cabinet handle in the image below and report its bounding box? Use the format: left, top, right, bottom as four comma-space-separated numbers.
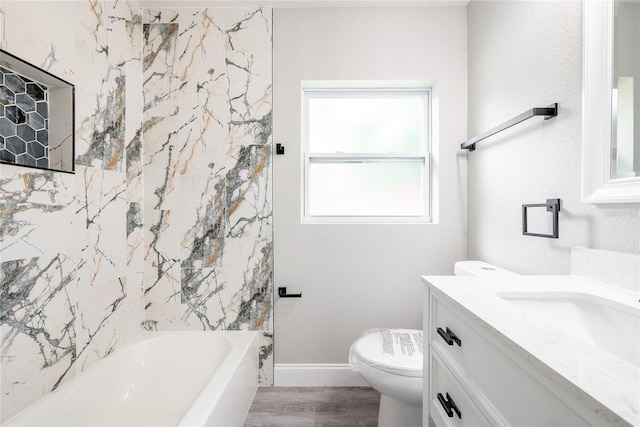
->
437, 392, 461, 419
437, 327, 461, 346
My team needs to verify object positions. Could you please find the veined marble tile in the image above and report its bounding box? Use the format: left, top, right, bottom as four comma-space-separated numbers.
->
226, 144, 272, 239
0, 166, 75, 263
143, 301, 191, 331
125, 272, 144, 322
225, 9, 272, 153
75, 166, 127, 286
142, 115, 184, 211
175, 9, 230, 176
180, 240, 271, 332
143, 8, 180, 25
74, 75, 127, 171
120, 1, 144, 55
143, 22, 180, 117
224, 237, 273, 331
125, 4, 144, 203
127, 201, 144, 268
224, 9, 272, 54
0, 253, 78, 421
144, 207, 181, 305
126, 125, 144, 203
75, 276, 133, 371
180, 175, 226, 269
101, 1, 133, 67
1, 0, 146, 422
75, 1, 140, 172
75, 0, 117, 91
180, 267, 229, 330
141, 5, 273, 380
75, 0, 137, 92
176, 106, 230, 176
0, 1, 76, 83
258, 332, 274, 386
226, 48, 271, 109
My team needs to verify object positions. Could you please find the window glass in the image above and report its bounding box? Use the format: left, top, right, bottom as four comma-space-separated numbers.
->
308, 95, 424, 153
308, 159, 425, 217
303, 87, 431, 223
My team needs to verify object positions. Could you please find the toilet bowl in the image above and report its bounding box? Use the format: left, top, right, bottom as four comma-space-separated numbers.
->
350, 261, 518, 427
349, 329, 423, 427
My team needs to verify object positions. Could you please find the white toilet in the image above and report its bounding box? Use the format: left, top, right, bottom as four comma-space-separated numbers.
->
349, 328, 423, 427
349, 261, 518, 427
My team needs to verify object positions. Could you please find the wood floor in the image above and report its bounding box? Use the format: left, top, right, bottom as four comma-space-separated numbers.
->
244, 386, 381, 426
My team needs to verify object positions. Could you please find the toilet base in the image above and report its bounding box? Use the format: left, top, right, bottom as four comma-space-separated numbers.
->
377, 394, 422, 427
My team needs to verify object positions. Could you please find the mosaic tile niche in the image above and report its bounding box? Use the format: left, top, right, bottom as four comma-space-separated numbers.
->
0, 67, 50, 169
0, 49, 75, 173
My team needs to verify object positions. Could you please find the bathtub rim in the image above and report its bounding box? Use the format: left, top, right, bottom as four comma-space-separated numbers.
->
178, 330, 259, 426
4, 330, 259, 427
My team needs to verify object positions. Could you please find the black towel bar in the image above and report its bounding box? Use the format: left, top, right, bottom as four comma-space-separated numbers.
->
462, 103, 558, 151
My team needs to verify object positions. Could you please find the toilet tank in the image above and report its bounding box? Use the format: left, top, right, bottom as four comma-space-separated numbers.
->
454, 260, 518, 277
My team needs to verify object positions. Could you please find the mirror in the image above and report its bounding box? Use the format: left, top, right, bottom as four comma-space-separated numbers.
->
611, 0, 640, 179
0, 49, 75, 173
582, 0, 640, 203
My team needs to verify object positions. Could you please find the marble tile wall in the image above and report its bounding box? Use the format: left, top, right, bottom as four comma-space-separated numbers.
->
0, 1, 144, 421
141, 7, 274, 385
1, 3, 273, 420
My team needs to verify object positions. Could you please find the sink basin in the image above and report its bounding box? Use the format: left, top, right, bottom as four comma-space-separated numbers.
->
496, 291, 640, 367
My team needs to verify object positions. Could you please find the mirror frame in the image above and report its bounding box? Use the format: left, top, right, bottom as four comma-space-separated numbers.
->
582, 0, 640, 203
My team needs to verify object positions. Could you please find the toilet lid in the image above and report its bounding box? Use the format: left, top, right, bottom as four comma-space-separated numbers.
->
350, 329, 423, 378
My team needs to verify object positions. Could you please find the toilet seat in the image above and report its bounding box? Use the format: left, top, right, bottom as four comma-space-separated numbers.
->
350, 329, 423, 378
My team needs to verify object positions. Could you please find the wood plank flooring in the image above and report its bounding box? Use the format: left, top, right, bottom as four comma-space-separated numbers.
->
244, 386, 380, 427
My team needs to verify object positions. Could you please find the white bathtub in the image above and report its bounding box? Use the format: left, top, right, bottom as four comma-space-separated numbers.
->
4, 331, 258, 427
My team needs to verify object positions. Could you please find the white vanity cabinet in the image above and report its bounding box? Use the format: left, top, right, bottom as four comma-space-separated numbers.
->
423, 285, 598, 427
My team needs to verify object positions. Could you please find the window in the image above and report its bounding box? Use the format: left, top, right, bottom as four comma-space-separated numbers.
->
303, 87, 431, 223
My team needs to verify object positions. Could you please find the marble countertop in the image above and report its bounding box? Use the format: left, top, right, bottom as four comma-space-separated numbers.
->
422, 274, 640, 427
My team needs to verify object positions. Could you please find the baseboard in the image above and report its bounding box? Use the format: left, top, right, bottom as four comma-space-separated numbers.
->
274, 363, 368, 387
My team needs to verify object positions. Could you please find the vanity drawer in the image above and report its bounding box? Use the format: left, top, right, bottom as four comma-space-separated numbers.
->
430, 294, 591, 426
429, 350, 491, 427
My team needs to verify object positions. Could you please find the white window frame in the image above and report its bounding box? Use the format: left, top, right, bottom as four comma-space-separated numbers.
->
302, 87, 432, 224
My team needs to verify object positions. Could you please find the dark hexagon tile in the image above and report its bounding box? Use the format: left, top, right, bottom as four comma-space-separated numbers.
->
5, 105, 26, 124
36, 157, 49, 168
0, 68, 52, 168
28, 141, 46, 159
26, 82, 46, 101
15, 93, 36, 112
0, 148, 16, 163
0, 117, 16, 136
16, 152, 37, 167
0, 85, 15, 106
6, 135, 26, 154
16, 124, 36, 141
27, 112, 45, 130
36, 101, 48, 118
4, 74, 26, 94
36, 129, 49, 145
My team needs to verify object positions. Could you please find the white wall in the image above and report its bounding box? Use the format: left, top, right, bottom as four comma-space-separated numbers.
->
467, 1, 639, 275
273, 7, 467, 364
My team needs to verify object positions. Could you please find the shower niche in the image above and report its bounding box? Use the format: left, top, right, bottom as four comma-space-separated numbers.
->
0, 49, 74, 173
